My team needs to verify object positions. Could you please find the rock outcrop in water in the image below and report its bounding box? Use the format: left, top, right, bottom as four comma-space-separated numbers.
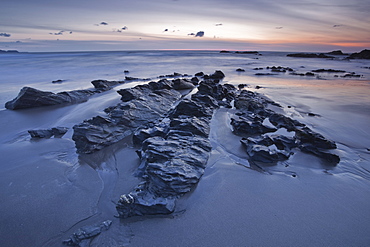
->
5, 87, 95, 110
28, 127, 68, 138
287, 53, 334, 59
231, 90, 340, 165
72, 81, 183, 154
20, 69, 337, 221
63, 220, 112, 246
116, 72, 235, 218
348, 49, 370, 59
326, 50, 347, 56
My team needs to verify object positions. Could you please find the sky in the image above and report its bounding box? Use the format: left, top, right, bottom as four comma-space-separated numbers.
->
0, 0, 369, 52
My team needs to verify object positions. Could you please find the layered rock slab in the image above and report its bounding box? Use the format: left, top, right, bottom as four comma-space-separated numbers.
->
232, 89, 340, 165
72, 82, 182, 154
116, 72, 233, 218
5, 87, 95, 110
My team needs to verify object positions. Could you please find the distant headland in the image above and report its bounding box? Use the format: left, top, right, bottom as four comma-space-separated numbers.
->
0, 49, 19, 54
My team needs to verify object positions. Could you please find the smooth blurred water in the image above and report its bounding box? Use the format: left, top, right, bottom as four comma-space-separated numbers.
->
1, 50, 369, 105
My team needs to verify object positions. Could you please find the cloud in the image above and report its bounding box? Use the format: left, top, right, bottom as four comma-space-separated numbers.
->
49, 30, 73, 35
275, 26, 283, 29
0, 33, 11, 37
195, 31, 205, 37
333, 24, 344, 28
113, 26, 128, 33
215, 23, 223, 26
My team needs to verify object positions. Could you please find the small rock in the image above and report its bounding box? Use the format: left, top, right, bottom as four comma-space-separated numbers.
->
28, 127, 69, 139
52, 79, 64, 83
63, 220, 112, 246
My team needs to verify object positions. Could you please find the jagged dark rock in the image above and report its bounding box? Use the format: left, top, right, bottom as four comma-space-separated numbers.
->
190, 77, 199, 84
326, 50, 346, 55
232, 88, 339, 165
341, 72, 362, 78
28, 127, 69, 139
287, 53, 334, 58
172, 78, 195, 90
0, 49, 19, 53
295, 127, 336, 149
5, 87, 95, 110
348, 49, 370, 59
235, 51, 259, 54
269, 113, 305, 131
116, 185, 176, 218
231, 116, 277, 136
194, 72, 205, 77
63, 220, 112, 246
73, 84, 182, 154
240, 136, 291, 163
203, 70, 225, 80
312, 69, 346, 73
52, 79, 64, 83
91, 79, 123, 91
255, 73, 277, 76
116, 73, 231, 218
73, 72, 223, 154
299, 143, 340, 164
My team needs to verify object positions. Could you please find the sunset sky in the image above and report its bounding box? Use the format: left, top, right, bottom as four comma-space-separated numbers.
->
1, 0, 369, 52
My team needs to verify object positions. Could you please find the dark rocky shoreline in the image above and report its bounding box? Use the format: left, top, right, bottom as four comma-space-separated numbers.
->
4, 70, 341, 244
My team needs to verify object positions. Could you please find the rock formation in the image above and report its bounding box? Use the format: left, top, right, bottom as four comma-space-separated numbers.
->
116, 72, 234, 218
348, 49, 370, 59
231, 89, 339, 165
287, 53, 334, 59
28, 127, 68, 138
63, 220, 112, 246
5, 87, 95, 110
72, 81, 183, 154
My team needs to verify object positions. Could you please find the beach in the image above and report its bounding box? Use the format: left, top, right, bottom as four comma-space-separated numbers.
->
0, 50, 370, 247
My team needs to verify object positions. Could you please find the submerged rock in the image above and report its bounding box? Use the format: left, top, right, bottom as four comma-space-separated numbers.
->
63, 220, 112, 246
28, 127, 68, 138
5, 87, 95, 110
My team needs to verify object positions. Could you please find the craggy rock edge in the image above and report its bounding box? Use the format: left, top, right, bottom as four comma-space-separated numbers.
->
116, 71, 233, 217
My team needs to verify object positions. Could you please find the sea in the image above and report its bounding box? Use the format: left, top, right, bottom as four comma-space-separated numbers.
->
1, 50, 370, 106
1, 50, 370, 247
